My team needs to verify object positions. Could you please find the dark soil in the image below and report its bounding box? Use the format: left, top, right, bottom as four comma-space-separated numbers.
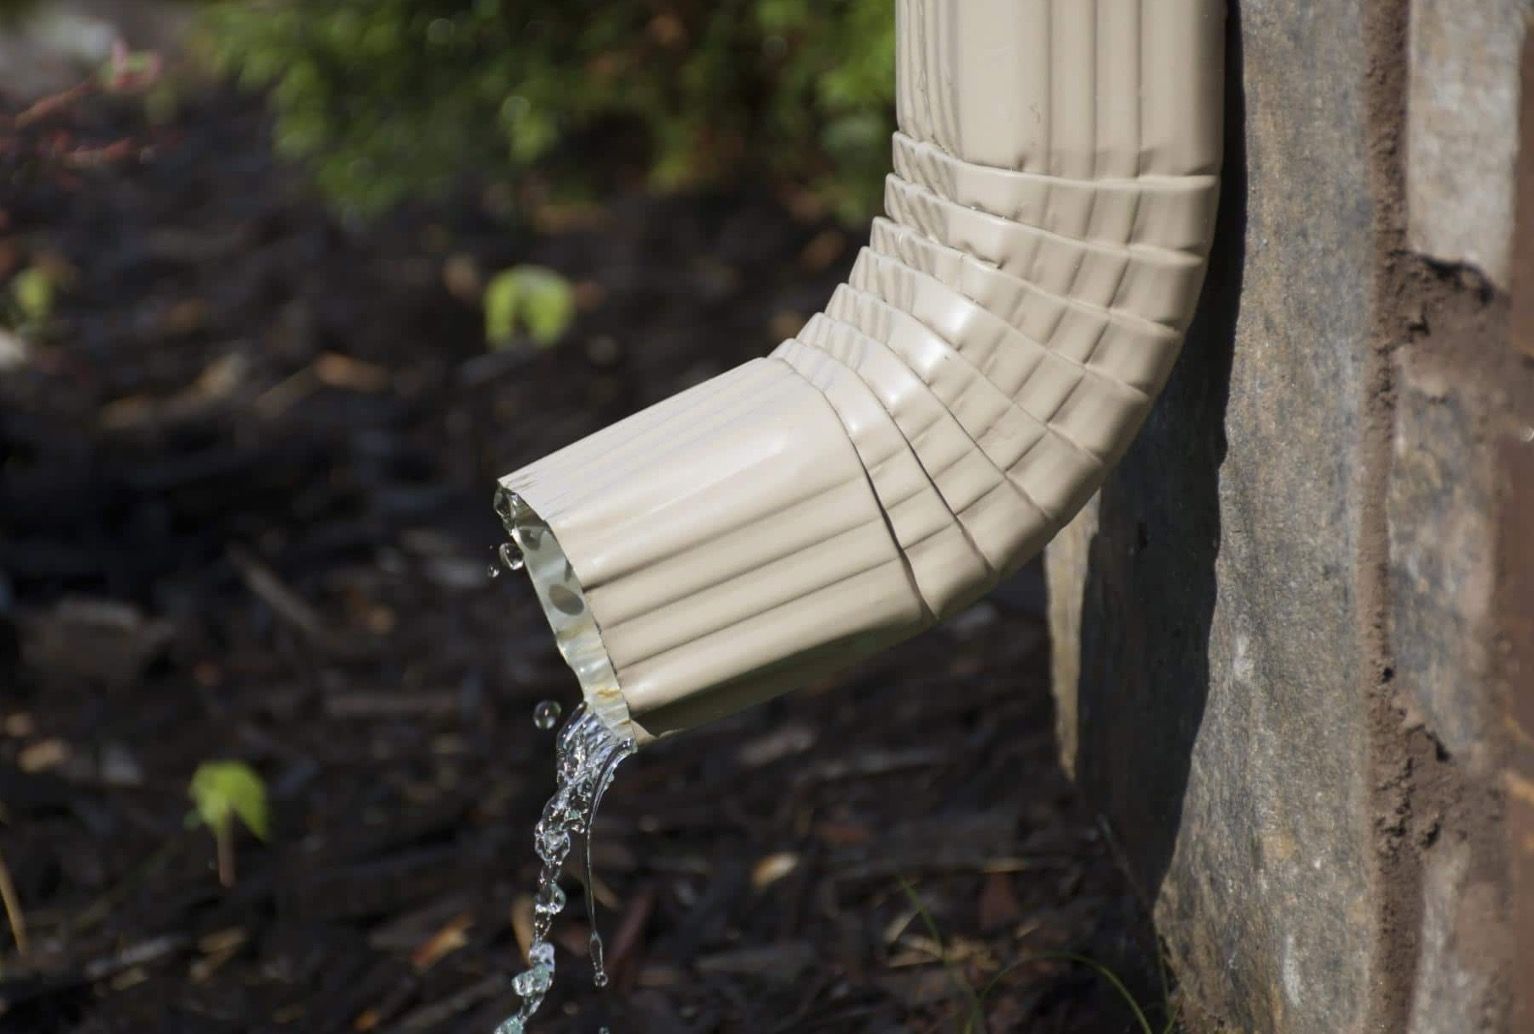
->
0, 89, 1162, 1033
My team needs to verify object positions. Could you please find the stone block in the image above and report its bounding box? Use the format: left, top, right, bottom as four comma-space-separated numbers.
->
1047, 3, 1382, 1030
1388, 354, 1514, 1033
1407, 0, 1532, 288
1388, 354, 1497, 777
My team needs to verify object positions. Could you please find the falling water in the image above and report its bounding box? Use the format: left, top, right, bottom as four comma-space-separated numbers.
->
532, 700, 562, 730
499, 541, 526, 572
494, 704, 635, 1034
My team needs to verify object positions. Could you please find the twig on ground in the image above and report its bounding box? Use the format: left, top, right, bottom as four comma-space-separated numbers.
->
0, 845, 28, 955
228, 546, 365, 655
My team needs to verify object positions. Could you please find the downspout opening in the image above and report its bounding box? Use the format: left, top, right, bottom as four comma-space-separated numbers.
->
493, 483, 636, 744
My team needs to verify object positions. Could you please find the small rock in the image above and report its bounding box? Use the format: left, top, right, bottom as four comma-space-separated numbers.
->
0, 328, 29, 371
18, 597, 174, 690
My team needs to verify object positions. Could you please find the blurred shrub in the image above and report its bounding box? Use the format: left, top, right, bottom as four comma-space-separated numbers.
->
203, 0, 895, 221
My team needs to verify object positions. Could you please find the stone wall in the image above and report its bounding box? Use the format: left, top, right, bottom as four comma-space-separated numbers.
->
1044, 3, 1534, 1032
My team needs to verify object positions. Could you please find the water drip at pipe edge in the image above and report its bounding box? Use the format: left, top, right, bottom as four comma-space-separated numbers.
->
493, 486, 634, 740
494, 703, 635, 1034
489, 541, 525, 581
533, 700, 562, 730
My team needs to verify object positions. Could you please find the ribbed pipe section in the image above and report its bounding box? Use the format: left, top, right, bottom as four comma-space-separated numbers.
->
499, 0, 1225, 744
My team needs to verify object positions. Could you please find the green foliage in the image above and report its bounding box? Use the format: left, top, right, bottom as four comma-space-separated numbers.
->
10, 266, 54, 327
484, 265, 575, 349
188, 760, 269, 887
189, 761, 270, 842
202, 0, 895, 220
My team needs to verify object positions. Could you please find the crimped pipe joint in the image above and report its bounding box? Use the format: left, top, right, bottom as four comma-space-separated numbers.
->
499, 0, 1224, 745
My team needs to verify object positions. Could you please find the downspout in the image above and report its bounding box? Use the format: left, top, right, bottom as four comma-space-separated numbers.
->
498, 0, 1226, 745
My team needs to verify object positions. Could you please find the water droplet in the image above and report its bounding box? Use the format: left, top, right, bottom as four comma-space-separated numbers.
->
533, 699, 562, 730
590, 929, 609, 987
487, 563, 501, 580
499, 541, 525, 572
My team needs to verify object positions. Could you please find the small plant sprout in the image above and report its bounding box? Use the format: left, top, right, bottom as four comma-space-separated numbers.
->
483, 265, 575, 349
10, 266, 55, 329
188, 761, 270, 888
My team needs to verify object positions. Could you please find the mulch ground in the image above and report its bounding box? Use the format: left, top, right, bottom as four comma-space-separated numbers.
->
0, 87, 1164, 1033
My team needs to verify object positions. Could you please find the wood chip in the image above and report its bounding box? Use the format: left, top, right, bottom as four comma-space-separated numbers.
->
196, 927, 248, 955
18, 738, 70, 773
750, 852, 800, 890
736, 724, 815, 767
409, 912, 472, 972
2, 713, 35, 738
314, 352, 390, 393
510, 894, 535, 962
882, 905, 919, 946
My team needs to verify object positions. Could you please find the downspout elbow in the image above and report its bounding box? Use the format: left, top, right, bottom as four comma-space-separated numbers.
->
499, 0, 1225, 745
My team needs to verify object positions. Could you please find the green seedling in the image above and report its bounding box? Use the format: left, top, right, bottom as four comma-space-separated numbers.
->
188, 761, 269, 888
10, 266, 54, 328
483, 265, 575, 349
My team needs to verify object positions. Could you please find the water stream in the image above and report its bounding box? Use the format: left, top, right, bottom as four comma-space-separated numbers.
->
491, 501, 636, 1032
495, 705, 634, 1033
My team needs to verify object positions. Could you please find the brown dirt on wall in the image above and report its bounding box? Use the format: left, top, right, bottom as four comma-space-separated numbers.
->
1509, 24, 1534, 1034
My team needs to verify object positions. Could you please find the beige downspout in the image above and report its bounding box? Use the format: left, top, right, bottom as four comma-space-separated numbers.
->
498, 0, 1225, 745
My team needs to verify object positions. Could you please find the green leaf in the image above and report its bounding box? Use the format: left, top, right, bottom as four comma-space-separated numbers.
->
483, 265, 575, 349
189, 761, 270, 841
11, 266, 53, 325
483, 269, 521, 347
